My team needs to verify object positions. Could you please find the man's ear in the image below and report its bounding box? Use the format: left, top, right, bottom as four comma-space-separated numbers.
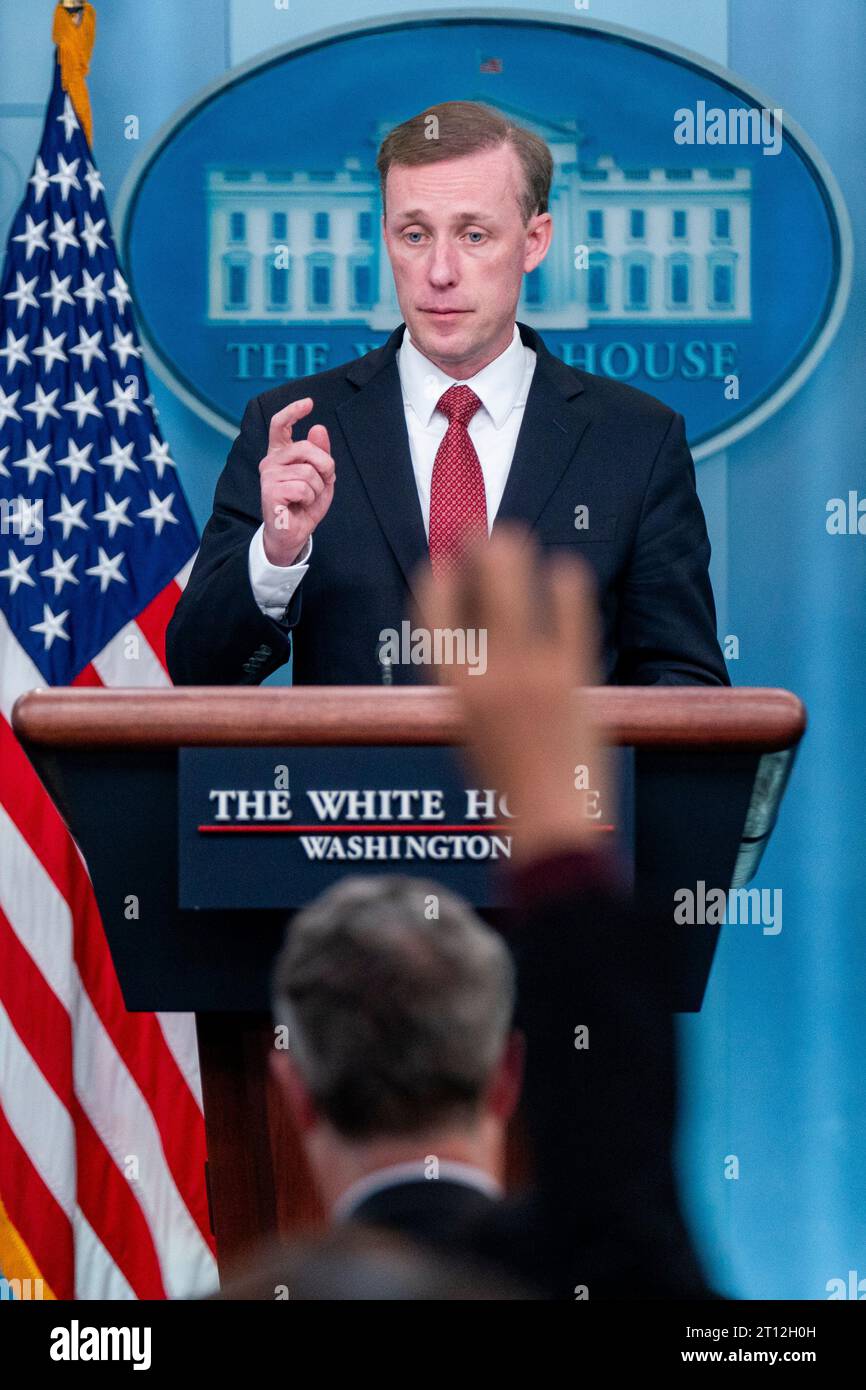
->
487, 1029, 525, 1124
269, 1048, 318, 1134
524, 212, 553, 273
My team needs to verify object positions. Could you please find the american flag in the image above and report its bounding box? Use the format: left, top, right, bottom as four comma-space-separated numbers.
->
478, 56, 504, 74
0, 58, 216, 1297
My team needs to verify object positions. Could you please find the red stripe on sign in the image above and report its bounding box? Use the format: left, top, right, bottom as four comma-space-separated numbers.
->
197, 823, 615, 834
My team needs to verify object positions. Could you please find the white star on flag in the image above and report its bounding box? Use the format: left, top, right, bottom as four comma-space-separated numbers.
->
49, 211, 80, 259
0, 329, 30, 373
29, 601, 71, 648
138, 488, 179, 535
70, 325, 105, 370
83, 159, 105, 200
94, 491, 134, 537
4, 272, 40, 318
56, 438, 95, 483
29, 154, 51, 203
109, 328, 140, 368
13, 214, 49, 261
0, 549, 36, 594
85, 546, 127, 592
48, 493, 88, 539
144, 433, 176, 479
75, 268, 106, 314
24, 383, 62, 428
107, 270, 132, 315
57, 94, 80, 142
80, 212, 108, 256
63, 381, 102, 427
40, 548, 79, 595
32, 327, 69, 371
105, 380, 141, 425
41, 269, 75, 315
13, 439, 53, 483
99, 436, 138, 481
50, 152, 81, 200
0, 385, 22, 427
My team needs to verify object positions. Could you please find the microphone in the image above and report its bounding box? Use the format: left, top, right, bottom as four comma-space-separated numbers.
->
377, 636, 394, 686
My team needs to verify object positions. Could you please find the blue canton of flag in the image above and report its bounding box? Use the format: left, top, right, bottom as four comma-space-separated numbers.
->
0, 59, 198, 683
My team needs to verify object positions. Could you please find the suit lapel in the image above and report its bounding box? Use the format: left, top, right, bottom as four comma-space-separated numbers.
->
494, 323, 591, 535
335, 325, 429, 601
335, 321, 592, 596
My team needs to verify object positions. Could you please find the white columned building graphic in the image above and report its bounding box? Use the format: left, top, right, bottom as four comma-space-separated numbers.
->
205, 104, 751, 328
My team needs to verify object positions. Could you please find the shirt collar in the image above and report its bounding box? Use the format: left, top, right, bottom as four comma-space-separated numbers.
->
397, 322, 529, 429
332, 1159, 503, 1224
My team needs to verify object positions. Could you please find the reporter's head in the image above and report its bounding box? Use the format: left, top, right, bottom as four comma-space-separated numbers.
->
270, 875, 521, 1208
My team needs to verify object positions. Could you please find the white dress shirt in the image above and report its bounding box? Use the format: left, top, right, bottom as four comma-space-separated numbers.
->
247, 322, 537, 619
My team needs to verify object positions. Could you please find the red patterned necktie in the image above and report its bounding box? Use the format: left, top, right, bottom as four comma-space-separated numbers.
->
428, 384, 488, 578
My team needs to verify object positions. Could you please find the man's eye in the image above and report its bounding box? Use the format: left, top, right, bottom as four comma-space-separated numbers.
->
404, 231, 424, 243
466, 231, 486, 243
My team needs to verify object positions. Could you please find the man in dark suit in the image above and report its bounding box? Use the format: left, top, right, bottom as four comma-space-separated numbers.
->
166, 100, 728, 690
268, 529, 717, 1299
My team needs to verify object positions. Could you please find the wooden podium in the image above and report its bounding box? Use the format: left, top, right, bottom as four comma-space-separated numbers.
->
12, 685, 806, 1279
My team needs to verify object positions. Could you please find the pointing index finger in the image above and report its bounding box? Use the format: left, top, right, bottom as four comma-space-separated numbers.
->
267, 397, 313, 453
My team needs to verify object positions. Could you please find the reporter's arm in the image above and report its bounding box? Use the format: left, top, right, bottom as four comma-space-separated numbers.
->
502, 847, 712, 1298
416, 531, 713, 1297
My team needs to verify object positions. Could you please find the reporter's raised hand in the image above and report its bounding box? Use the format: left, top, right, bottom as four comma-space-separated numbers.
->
413, 526, 612, 863
260, 397, 335, 566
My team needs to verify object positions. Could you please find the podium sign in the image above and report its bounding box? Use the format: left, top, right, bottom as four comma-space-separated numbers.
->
178, 745, 633, 910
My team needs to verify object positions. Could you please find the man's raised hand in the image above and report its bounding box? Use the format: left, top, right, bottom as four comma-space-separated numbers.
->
414, 526, 612, 863
259, 397, 336, 566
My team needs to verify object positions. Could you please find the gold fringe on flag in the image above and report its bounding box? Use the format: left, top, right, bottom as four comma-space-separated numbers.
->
0, 1191, 56, 1300
52, 2, 96, 149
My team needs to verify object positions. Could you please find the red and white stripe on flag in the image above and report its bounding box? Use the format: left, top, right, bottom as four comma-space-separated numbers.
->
0, 560, 218, 1299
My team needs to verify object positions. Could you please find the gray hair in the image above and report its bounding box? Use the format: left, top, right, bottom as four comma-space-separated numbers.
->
272, 876, 515, 1140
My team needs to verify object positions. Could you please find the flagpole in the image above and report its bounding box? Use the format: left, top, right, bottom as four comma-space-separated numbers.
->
52, 1, 96, 151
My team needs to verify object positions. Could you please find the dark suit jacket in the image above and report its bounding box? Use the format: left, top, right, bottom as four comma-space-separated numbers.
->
166, 322, 729, 688
351, 851, 716, 1301
352, 1178, 496, 1247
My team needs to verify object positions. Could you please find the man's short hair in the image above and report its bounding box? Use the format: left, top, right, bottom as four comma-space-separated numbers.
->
376, 99, 553, 225
272, 875, 515, 1141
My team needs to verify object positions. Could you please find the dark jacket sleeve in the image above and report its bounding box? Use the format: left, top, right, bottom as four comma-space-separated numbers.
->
166, 395, 302, 686
615, 411, 730, 687
475, 850, 715, 1300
